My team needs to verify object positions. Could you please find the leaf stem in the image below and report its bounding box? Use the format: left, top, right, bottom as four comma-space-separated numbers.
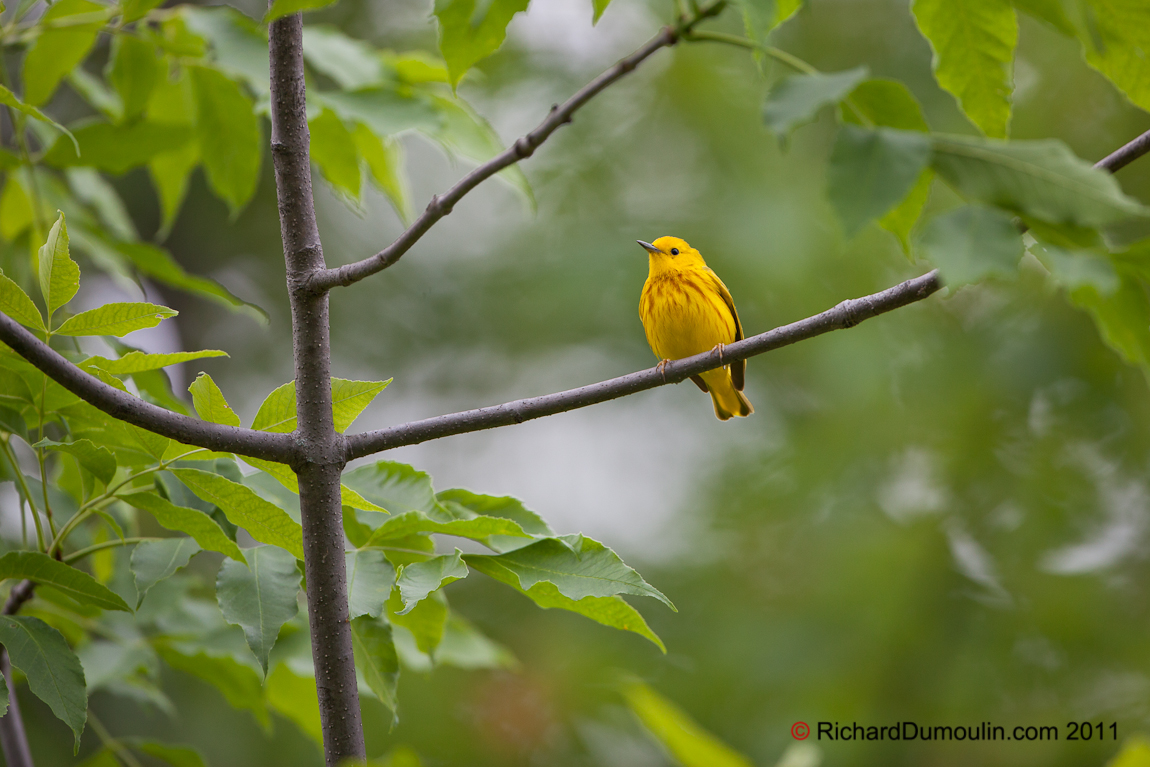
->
63, 537, 154, 564
0, 437, 45, 552
87, 711, 144, 767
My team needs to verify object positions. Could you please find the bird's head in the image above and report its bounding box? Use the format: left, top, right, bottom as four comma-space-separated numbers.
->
636, 236, 706, 272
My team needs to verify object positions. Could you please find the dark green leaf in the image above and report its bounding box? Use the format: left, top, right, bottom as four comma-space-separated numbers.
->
0, 616, 86, 750
38, 213, 80, 323
189, 66, 261, 215
827, 125, 932, 237
762, 67, 868, 142
350, 616, 398, 721
42, 120, 194, 174
244, 456, 386, 513
735, 0, 802, 45
340, 461, 438, 515
427, 95, 532, 207
181, 8, 268, 96
310, 109, 361, 201
34, 438, 116, 484
395, 550, 467, 614
0, 551, 131, 611
127, 739, 208, 767
434, 0, 530, 87
131, 538, 200, 608
1030, 241, 1120, 295
346, 549, 395, 619
108, 35, 161, 122
919, 205, 1023, 286
22, 0, 108, 106
119, 491, 245, 561
387, 589, 447, 656
55, 302, 176, 337
217, 546, 300, 674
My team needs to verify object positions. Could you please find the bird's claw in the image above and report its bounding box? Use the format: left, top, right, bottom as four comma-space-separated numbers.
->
656, 359, 671, 383
713, 342, 726, 366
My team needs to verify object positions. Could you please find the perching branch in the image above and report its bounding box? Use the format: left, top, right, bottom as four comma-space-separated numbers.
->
306, 1, 727, 293
0, 581, 35, 767
0, 312, 296, 463
345, 270, 943, 460
1096, 128, 1150, 172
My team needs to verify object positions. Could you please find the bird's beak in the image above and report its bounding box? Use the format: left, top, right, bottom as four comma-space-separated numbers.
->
637, 240, 660, 254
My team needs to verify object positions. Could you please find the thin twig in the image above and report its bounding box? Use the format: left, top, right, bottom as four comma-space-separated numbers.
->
307, 0, 728, 293
1096, 129, 1150, 172
345, 270, 942, 460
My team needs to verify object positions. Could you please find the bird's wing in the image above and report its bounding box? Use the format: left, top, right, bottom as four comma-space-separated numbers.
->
705, 268, 746, 391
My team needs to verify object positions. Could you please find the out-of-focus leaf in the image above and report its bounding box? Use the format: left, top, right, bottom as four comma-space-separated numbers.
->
911, 0, 1016, 137
350, 616, 398, 721
265, 0, 338, 22
592, 0, 611, 23
266, 663, 322, 747
1078, 0, 1150, 113
0, 85, 77, 149
115, 241, 267, 322
245, 456, 386, 513
621, 679, 754, 767
1071, 269, 1150, 374
172, 468, 305, 559
1030, 241, 1120, 295
157, 646, 269, 728
22, 0, 108, 106
34, 438, 115, 483
189, 66, 261, 215
353, 123, 412, 223
882, 170, 933, 255
55, 302, 176, 337
147, 70, 199, 235
108, 35, 162, 122
384, 51, 450, 84
841, 78, 930, 132
387, 589, 447, 656
1011, 0, 1075, 35
394, 550, 467, 614
42, 120, 194, 174
189, 372, 240, 427
762, 67, 868, 143
181, 8, 268, 95
0, 551, 130, 611
68, 68, 124, 123
426, 614, 517, 670
434, 0, 530, 87
427, 95, 532, 207
38, 213, 80, 323
346, 549, 395, 619
310, 109, 361, 201
119, 491, 246, 562
122, 0, 166, 23
919, 205, 1023, 286
84, 350, 228, 375
931, 134, 1148, 227
126, 739, 208, 767
66, 168, 138, 242
0, 172, 34, 241
1107, 736, 1150, 767
217, 546, 300, 674
0, 616, 86, 750
826, 125, 932, 237
131, 538, 201, 608
735, 0, 803, 45
319, 89, 441, 137
0, 269, 46, 331
251, 378, 391, 434
301, 26, 385, 90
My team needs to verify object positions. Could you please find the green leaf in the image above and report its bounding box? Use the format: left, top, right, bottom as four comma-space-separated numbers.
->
244, 456, 387, 513
55, 302, 176, 337
34, 438, 116, 484
762, 67, 868, 143
841, 78, 930, 132
346, 549, 395, 619
118, 491, 245, 562
0, 616, 87, 751
310, 109, 361, 202
157, 645, 268, 728
217, 546, 300, 674
122, 0, 167, 23
827, 125, 932, 237
340, 461, 438, 515
128, 423, 171, 462
621, 679, 754, 767
66, 168, 138, 241
931, 135, 1149, 228
434, 614, 517, 669
1038, 247, 1120, 295
1011, 0, 1076, 35
1070, 269, 1150, 373
171, 469, 304, 559
251, 378, 391, 434
180, 8, 267, 95
911, 0, 1017, 137
0, 675, 8, 717
126, 740, 208, 767
38, 213, 80, 323
395, 550, 468, 614
189, 66, 261, 215
434, 0, 531, 88
131, 538, 201, 608
0, 551, 131, 611
387, 589, 447, 656
42, 120, 194, 174
436, 489, 554, 537
85, 350, 228, 375
68, 68, 124, 123
189, 372, 240, 427
353, 123, 412, 223
427, 95, 532, 207
265, 664, 322, 747
592, 0, 611, 23
1078, 0, 1150, 113
919, 205, 1023, 286
146, 70, 199, 235
0, 85, 77, 151
22, 0, 107, 106
301, 26, 385, 90
361, 506, 534, 550
735, 0, 803, 46
265, 0, 339, 22
115, 241, 266, 323
350, 615, 398, 721
108, 35, 161, 122
0, 172, 34, 242
319, 89, 441, 137
881, 170, 933, 255
0, 269, 46, 331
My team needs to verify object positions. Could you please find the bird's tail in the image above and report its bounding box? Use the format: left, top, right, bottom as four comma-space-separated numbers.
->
702, 369, 754, 421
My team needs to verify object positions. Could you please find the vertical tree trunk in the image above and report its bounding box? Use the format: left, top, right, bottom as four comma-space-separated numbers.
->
0, 650, 33, 767
267, 12, 364, 765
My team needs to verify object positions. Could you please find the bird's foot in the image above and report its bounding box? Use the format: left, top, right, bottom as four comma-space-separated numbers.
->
712, 342, 727, 366
655, 358, 671, 383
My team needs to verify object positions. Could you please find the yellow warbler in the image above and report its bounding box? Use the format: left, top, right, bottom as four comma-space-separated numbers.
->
637, 236, 754, 421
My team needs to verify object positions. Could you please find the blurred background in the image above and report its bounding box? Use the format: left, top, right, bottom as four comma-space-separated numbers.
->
16, 0, 1150, 763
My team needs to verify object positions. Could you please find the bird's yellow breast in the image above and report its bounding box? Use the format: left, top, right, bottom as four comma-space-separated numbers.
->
639, 270, 737, 361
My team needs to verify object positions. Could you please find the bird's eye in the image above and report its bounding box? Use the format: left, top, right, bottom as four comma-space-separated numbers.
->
670, 248, 680, 255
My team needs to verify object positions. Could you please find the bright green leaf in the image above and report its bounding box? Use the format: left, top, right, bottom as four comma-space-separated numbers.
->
433, 0, 530, 87
55, 302, 176, 337
353, 123, 412, 223
1071, 269, 1150, 374
827, 125, 932, 237
217, 546, 300, 674
84, 350, 228, 376
310, 109, 361, 201
911, 0, 1017, 137
244, 456, 386, 513
122, 0, 167, 23
22, 0, 107, 106
189, 66, 261, 215
762, 67, 868, 143
0, 269, 46, 331
38, 213, 80, 323
265, 0, 338, 22
42, 120, 194, 174
622, 679, 754, 767
0, 616, 87, 751
0, 84, 77, 150
0, 172, 34, 242
347, 549, 395, 619
427, 95, 532, 208
131, 538, 201, 608
118, 491, 246, 562
251, 378, 391, 434
0, 550, 131, 611
881, 170, 933, 256
395, 550, 467, 614
171, 468, 305, 559
108, 35, 162, 122
189, 372, 240, 427
919, 205, 1023, 286
736, 0, 803, 46
1079, 0, 1150, 113
340, 461, 438, 515
265, 663, 322, 747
